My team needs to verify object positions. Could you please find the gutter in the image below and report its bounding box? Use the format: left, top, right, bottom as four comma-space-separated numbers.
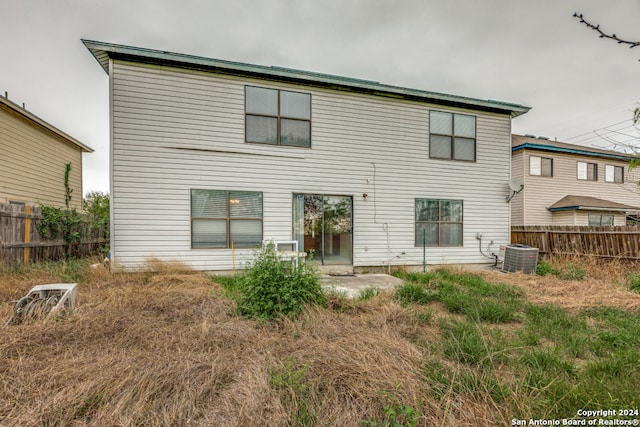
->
548, 206, 638, 213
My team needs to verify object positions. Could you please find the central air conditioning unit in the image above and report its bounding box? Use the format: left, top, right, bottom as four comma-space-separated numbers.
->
501, 244, 539, 274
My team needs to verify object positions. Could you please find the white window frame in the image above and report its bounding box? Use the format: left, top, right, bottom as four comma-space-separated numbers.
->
245, 86, 312, 148
605, 164, 624, 183
415, 199, 464, 247
588, 214, 614, 226
190, 189, 263, 249
530, 156, 553, 177
577, 161, 597, 181
429, 111, 476, 162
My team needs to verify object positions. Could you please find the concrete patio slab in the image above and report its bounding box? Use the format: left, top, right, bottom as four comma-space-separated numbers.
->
320, 274, 405, 298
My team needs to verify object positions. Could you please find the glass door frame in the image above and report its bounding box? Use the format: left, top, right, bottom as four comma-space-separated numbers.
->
292, 193, 353, 265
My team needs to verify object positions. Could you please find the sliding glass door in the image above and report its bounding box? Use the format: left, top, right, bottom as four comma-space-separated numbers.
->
293, 194, 352, 265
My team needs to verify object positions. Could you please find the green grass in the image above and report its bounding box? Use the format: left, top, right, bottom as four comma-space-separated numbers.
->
356, 287, 381, 302
535, 259, 586, 280
270, 360, 316, 427
394, 270, 640, 420
627, 272, 640, 293
394, 270, 525, 323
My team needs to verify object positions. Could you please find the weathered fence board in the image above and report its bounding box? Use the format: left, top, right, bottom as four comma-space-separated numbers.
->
0, 203, 107, 265
511, 225, 640, 259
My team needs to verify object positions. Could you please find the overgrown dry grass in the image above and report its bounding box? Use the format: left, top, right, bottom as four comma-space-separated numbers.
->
1, 257, 639, 426
480, 255, 640, 311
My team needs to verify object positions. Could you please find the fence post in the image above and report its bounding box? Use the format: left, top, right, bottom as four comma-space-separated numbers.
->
23, 205, 31, 264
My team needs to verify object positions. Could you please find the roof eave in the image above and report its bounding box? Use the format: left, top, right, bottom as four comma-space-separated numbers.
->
0, 95, 94, 153
548, 206, 638, 213
512, 143, 632, 161
82, 39, 530, 117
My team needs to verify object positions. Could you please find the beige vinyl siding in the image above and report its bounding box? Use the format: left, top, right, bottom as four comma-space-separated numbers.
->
551, 210, 577, 225
110, 60, 514, 270
613, 214, 627, 226
520, 151, 640, 226
0, 107, 83, 209
510, 149, 525, 225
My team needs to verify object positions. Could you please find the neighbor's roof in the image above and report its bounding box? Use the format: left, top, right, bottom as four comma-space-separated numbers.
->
82, 39, 530, 118
0, 94, 93, 153
512, 134, 632, 161
548, 195, 639, 212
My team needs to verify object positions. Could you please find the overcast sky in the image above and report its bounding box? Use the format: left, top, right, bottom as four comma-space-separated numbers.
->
1, 0, 639, 194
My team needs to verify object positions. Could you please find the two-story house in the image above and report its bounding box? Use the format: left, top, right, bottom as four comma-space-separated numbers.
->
1, 94, 93, 209
83, 40, 529, 272
511, 134, 640, 226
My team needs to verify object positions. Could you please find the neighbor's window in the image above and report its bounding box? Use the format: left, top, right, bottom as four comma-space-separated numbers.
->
530, 156, 553, 177
245, 86, 311, 147
605, 165, 624, 183
588, 214, 614, 226
415, 199, 463, 246
577, 161, 597, 181
429, 111, 476, 161
191, 189, 263, 248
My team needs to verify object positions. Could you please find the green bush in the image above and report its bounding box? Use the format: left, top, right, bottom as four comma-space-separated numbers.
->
535, 259, 558, 276
235, 244, 325, 320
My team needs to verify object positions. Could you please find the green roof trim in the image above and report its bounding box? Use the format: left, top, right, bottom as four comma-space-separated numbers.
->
82, 39, 530, 118
512, 143, 632, 161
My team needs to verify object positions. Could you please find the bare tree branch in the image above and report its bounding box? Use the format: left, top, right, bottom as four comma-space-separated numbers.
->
573, 12, 640, 57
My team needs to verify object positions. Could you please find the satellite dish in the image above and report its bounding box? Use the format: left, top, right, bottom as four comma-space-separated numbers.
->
509, 178, 523, 192
506, 178, 524, 203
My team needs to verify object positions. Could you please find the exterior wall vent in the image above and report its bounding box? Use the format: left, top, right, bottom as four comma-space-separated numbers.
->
501, 244, 539, 274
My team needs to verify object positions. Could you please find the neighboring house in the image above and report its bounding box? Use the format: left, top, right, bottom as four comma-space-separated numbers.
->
511, 134, 640, 226
83, 39, 529, 272
0, 94, 93, 209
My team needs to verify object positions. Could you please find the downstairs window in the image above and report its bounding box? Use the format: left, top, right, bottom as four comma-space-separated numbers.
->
191, 189, 263, 248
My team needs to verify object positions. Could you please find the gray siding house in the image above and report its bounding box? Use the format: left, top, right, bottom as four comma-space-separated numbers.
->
84, 40, 529, 271
511, 134, 640, 226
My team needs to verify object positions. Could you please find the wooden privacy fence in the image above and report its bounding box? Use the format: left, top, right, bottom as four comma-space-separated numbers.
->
0, 203, 107, 265
511, 225, 640, 260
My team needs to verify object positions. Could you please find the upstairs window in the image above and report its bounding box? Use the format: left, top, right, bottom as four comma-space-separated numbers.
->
245, 86, 311, 147
530, 156, 553, 177
429, 111, 476, 161
415, 199, 463, 246
191, 189, 263, 248
577, 161, 597, 181
605, 165, 624, 183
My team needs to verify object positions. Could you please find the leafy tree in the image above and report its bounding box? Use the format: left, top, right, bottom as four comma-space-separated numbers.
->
84, 191, 109, 221
83, 191, 110, 240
